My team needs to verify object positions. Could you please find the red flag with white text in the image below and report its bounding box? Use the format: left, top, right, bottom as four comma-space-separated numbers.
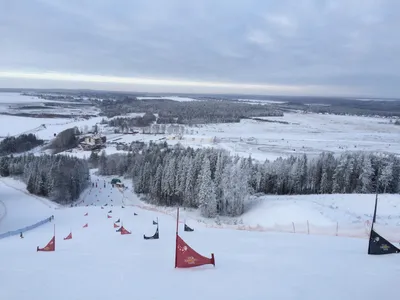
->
175, 235, 215, 268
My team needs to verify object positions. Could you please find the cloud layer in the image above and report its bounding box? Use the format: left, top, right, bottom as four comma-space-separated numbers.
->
1, 0, 399, 97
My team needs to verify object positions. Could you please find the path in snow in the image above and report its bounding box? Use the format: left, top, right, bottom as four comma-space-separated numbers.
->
0, 180, 53, 234
0, 177, 399, 300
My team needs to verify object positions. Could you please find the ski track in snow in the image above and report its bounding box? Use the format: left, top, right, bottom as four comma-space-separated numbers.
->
1, 175, 400, 300
0, 199, 7, 223
0, 93, 400, 299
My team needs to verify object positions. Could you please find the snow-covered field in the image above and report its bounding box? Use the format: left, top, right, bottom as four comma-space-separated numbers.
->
0, 92, 74, 106
1, 92, 399, 162
121, 190, 400, 242
95, 112, 400, 162
0, 174, 399, 300
183, 113, 400, 161
0, 92, 99, 124
136, 95, 200, 102
237, 98, 286, 105
0, 114, 104, 139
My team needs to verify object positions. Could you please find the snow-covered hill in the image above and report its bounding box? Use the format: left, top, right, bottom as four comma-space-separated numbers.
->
0, 176, 399, 300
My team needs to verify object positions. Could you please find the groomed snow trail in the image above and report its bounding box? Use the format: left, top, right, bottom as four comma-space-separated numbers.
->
0, 180, 54, 234
0, 176, 399, 300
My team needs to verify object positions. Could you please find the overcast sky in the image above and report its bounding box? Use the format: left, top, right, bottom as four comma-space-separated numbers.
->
0, 0, 399, 97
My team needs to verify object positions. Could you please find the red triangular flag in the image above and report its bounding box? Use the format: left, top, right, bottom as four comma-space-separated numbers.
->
175, 235, 215, 268
63, 232, 72, 240
107, 215, 112, 219
83, 223, 88, 228
37, 236, 55, 252
120, 226, 131, 235
84, 212, 88, 216
114, 223, 119, 228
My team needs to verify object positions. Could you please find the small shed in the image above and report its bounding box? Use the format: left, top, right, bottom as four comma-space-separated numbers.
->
111, 178, 121, 185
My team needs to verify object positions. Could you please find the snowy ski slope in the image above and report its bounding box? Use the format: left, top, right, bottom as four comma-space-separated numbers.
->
0, 175, 399, 300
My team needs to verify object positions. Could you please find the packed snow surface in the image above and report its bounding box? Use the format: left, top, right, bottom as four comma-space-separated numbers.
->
0, 92, 71, 105
0, 114, 103, 139
0, 92, 97, 115
136, 96, 199, 102
0, 179, 56, 233
0, 175, 399, 300
237, 98, 286, 105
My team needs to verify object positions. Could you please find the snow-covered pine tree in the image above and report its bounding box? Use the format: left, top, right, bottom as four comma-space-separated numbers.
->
358, 154, 373, 193
320, 168, 330, 194
150, 165, 163, 203
380, 161, 393, 193
332, 154, 348, 193
183, 157, 196, 207
197, 157, 217, 218
98, 150, 107, 174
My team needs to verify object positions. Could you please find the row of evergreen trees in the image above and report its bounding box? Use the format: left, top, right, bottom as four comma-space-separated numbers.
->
0, 133, 44, 155
107, 113, 156, 130
96, 143, 400, 218
0, 154, 90, 204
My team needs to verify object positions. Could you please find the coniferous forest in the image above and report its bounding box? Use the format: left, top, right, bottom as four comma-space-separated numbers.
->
0, 154, 90, 204
96, 142, 400, 218
1, 135, 398, 217
0, 133, 44, 156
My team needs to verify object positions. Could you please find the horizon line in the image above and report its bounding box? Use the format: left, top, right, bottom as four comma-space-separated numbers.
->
0, 70, 385, 99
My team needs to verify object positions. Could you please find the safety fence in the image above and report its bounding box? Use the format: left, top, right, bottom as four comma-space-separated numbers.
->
0, 215, 54, 240
204, 221, 400, 242
129, 203, 400, 242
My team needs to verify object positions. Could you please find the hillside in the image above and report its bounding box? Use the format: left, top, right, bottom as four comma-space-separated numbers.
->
1, 175, 399, 300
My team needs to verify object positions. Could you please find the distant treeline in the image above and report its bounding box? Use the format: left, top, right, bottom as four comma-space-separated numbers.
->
283, 98, 400, 117
0, 154, 90, 204
95, 98, 283, 124
22, 91, 400, 118
0, 133, 44, 156
107, 116, 186, 135
95, 142, 400, 218
107, 112, 156, 130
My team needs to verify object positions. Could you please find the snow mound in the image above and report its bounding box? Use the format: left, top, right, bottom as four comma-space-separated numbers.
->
243, 200, 334, 227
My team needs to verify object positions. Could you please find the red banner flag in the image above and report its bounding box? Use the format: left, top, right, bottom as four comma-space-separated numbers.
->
120, 226, 131, 235
37, 236, 55, 252
107, 215, 112, 219
114, 223, 119, 228
83, 223, 88, 228
63, 232, 72, 240
175, 235, 215, 268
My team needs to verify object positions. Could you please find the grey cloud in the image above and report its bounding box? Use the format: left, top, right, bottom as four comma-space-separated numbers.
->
1, 0, 400, 97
